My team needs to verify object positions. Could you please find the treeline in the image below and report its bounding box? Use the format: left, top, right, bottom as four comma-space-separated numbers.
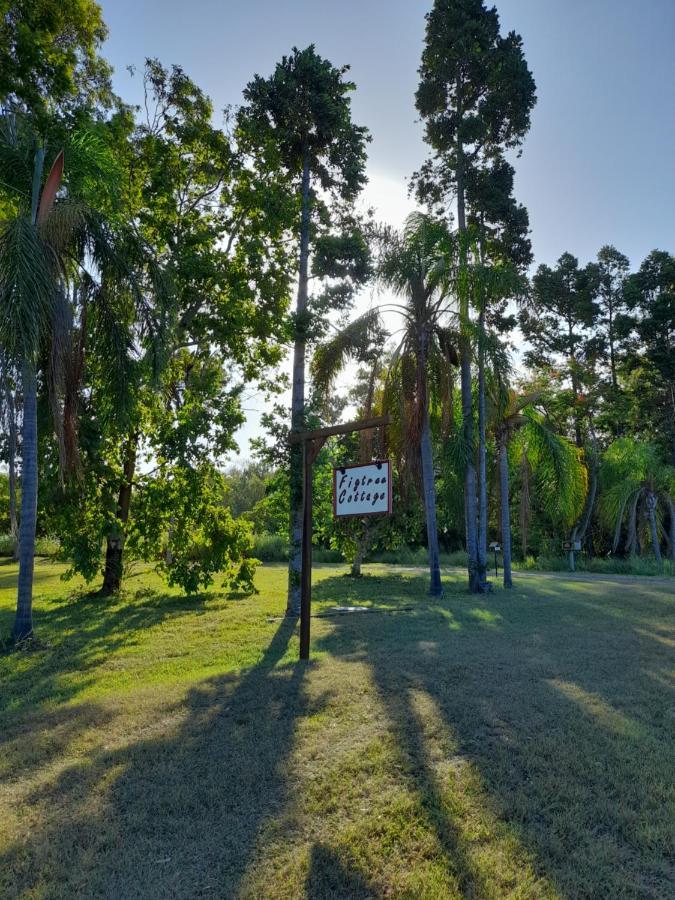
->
0, 1, 673, 641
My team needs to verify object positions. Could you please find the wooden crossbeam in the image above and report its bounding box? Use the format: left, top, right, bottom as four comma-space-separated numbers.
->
290, 415, 391, 445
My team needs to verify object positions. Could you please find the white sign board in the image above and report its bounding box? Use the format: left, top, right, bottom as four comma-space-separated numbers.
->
333, 461, 392, 518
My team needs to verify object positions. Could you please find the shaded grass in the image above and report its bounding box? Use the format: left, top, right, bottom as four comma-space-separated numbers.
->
0, 561, 673, 898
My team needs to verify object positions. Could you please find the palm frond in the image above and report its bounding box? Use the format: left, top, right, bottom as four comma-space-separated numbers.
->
0, 216, 54, 360
311, 309, 383, 394
523, 415, 587, 527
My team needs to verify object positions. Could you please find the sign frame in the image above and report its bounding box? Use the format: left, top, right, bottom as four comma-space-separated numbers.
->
289, 415, 392, 661
332, 459, 393, 520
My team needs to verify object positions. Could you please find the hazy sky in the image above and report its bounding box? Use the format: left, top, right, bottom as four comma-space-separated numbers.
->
98, 0, 675, 458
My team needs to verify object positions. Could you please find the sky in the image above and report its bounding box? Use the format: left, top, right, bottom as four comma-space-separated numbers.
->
99, 0, 675, 460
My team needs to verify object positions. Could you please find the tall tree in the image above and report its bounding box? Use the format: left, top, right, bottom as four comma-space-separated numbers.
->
0, 0, 117, 639
240, 45, 370, 615
594, 245, 630, 394
90, 60, 295, 596
415, 0, 536, 592
622, 251, 675, 466
521, 253, 598, 449
313, 213, 459, 596
466, 159, 532, 589
0, 115, 130, 637
0, 0, 114, 126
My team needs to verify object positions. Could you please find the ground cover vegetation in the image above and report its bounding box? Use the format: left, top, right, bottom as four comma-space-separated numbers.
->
0, 0, 673, 642
0, 560, 673, 898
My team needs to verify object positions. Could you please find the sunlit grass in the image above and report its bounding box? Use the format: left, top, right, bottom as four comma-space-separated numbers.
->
0, 561, 673, 898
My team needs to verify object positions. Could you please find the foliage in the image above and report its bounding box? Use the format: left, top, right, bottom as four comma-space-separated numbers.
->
0, 562, 673, 897
128, 464, 258, 595
0, 0, 114, 126
599, 438, 674, 557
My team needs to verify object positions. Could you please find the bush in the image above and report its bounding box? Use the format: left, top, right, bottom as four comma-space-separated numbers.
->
515, 554, 672, 577
0, 533, 16, 556
0, 534, 60, 557
35, 535, 61, 557
252, 533, 344, 564
252, 533, 288, 562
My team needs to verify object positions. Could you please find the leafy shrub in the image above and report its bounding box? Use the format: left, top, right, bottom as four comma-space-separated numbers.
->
0, 534, 60, 557
0, 533, 16, 556
252, 533, 288, 562
515, 554, 672, 577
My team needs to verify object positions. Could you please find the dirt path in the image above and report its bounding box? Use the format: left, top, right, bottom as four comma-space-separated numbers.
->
389, 564, 675, 589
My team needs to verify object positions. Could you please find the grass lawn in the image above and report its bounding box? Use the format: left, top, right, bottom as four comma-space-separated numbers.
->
0, 561, 673, 899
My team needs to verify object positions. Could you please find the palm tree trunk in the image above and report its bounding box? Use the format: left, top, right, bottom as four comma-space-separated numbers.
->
100, 434, 138, 596
499, 437, 513, 588
646, 490, 662, 565
625, 491, 640, 556
5, 379, 18, 547
456, 150, 479, 593
417, 327, 442, 595
12, 146, 45, 640
569, 447, 598, 571
12, 362, 37, 641
420, 409, 442, 595
669, 498, 675, 563
477, 302, 489, 589
519, 451, 531, 560
287, 150, 311, 616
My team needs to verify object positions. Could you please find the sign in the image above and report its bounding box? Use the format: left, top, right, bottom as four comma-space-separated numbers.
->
333, 460, 392, 518
562, 540, 582, 552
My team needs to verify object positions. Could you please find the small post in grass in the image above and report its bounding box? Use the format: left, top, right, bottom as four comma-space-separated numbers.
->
563, 539, 582, 571
290, 415, 392, 661
489, 541, 500, 578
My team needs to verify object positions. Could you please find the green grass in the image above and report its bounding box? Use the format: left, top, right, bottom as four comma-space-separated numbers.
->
1, 561, 673, 898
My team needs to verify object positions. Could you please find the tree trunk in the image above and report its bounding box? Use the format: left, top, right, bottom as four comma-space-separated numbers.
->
351, 521, 374, 578
420, 408, 442, 596
13, 146, 45, 640
499, 437, 513, 588
5, 379, 18, 550
625, 491, 640, 557
519, 451, 531, 560
456, 143, 480, 594
646, 491, 662, 565
669, 498, 675, 564
351, 544, 365, 578
287, 150, 311, 616
12, 363, 38, 641
477, 301, 489, 590
99, 434, 138, 596
569, 450, 598, 572
417, 327, 442, 595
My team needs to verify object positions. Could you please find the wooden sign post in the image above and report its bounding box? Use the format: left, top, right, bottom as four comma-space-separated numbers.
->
290, 415, 391, 660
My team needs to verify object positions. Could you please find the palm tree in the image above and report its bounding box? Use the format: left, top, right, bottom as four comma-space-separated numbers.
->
313, 212, 458, 595
0, 125, 62, 640
599, 439, 675, 565
494, 388, 587, 587
0, 113, 140, 639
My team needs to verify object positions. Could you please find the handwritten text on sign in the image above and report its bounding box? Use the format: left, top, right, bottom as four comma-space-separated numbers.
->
333, 461, 392, 518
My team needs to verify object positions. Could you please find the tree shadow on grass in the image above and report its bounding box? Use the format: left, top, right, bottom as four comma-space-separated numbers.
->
314, 572, 674, 897
0, 615, 323, 899
0, 587, 215, 723
305, 842, 382, 899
